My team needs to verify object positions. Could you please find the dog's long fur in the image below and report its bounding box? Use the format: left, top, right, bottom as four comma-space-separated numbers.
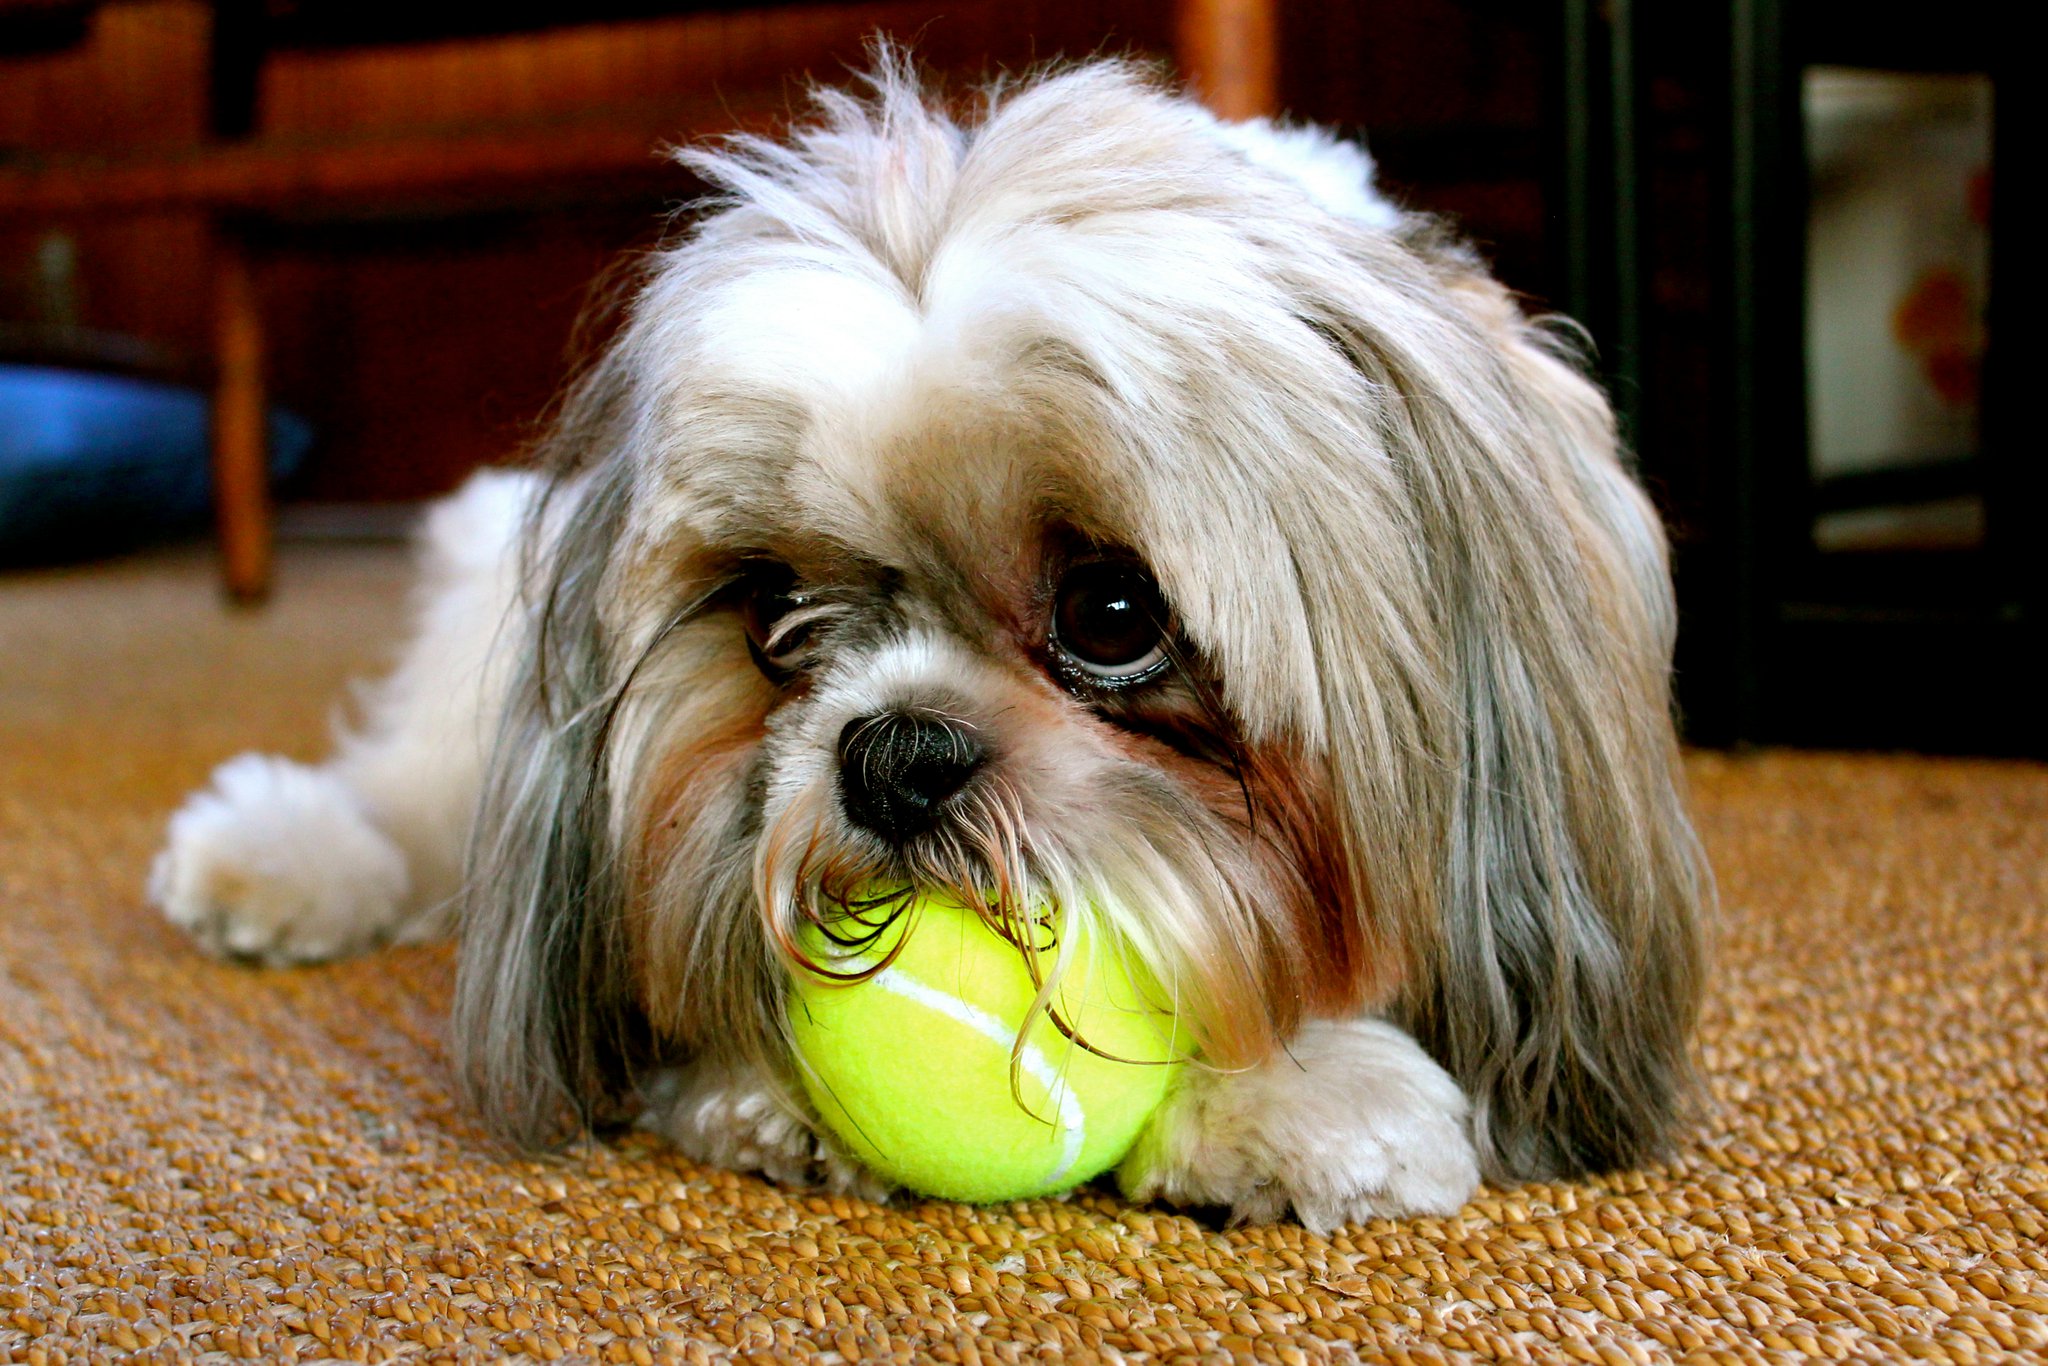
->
155, 53, 1707, 1226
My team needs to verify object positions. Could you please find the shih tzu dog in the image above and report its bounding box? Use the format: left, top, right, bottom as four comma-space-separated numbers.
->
152, 53, 1708, 1229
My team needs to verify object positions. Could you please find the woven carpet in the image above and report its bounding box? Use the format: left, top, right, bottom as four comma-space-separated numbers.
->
3, 543, 2045, 1365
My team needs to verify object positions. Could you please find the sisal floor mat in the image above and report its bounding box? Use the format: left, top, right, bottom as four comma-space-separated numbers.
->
3, 545, 2044, 1363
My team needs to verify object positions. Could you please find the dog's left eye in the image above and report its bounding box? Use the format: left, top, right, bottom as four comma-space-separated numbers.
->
741, 564, 822, 679
1050, 560, 1171, 685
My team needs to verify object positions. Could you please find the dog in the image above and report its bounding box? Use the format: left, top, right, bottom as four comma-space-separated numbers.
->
152, 53, 1708, 1230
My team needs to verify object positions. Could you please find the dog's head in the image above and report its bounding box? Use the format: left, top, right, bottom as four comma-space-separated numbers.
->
456, 54, 1708, 1182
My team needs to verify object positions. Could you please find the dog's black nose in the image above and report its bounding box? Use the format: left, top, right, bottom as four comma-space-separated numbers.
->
837, 711, 986, 842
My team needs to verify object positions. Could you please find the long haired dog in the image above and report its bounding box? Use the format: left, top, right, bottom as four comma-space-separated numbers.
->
153, 56, 1708, 1229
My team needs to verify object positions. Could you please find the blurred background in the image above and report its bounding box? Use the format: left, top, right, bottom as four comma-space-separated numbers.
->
0, 0, 2033, 755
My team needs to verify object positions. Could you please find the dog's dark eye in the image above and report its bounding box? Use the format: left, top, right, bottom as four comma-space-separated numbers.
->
741, 563, 821, 679
1051, 560, 1170, 685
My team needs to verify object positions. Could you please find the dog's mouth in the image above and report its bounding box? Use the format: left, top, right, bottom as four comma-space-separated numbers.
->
783, 876, 1071, 972
756, 774, 1040, 972
740, 737, 1283, 1074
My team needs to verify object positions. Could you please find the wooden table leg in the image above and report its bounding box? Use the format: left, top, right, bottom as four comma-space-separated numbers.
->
211, 227, 272, 603
1175, 0, 1280, 120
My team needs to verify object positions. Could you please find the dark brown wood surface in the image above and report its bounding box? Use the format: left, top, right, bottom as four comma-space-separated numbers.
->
0, 100, 776, 217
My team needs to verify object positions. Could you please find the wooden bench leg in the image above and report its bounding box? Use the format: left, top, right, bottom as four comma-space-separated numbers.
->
1175, 0, 1280, 120
211, 229, 272, 603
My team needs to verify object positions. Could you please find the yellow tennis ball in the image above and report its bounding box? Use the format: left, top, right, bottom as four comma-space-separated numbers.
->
788, 888, 1184, 1203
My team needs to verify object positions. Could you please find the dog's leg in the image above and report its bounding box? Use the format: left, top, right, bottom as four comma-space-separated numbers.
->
642, 1057, 890, 1201
1119, 1017, 1480, 1231
151, 472, 535, 964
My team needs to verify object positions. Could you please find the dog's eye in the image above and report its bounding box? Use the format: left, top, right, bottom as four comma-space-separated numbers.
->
1051, 560, 1170, 685
741, 564, 821, 679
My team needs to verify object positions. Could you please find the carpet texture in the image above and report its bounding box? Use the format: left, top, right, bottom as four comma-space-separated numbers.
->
3, 544, 2046, 1364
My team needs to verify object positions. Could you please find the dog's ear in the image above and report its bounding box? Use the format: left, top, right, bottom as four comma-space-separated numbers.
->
451, 364, 648, 1148
1286, 223, 1710, 1180
1384, 251, 1710, 1180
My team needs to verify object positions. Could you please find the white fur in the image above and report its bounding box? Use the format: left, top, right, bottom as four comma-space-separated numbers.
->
152, 753, 410, 963
1212, 118, 1404, 231
642, 1059, 889, 1200
1119, 1019, 1479, 1232
152, 469, 532, 959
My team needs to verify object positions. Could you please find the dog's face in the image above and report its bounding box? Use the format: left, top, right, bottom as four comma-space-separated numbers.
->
618, 373, 1387, 1077
458, 59, 1707, 1182
604, 214, 1408, 1076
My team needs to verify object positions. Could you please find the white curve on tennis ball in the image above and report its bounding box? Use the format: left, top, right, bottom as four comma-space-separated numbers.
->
867, 962, 1087, 1187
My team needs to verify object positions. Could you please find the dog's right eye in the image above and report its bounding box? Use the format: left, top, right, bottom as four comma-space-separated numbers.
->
740, 563, 822, 680
1050, 559, 1172, 687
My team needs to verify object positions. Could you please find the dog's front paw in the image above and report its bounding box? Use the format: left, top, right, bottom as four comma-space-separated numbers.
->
642, 1060, 890, 1203
1119, 1018, 1479, 1232
150, 754, 410, 965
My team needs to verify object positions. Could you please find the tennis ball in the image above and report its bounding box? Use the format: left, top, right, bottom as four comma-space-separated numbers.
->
787, 888, 1184, 1203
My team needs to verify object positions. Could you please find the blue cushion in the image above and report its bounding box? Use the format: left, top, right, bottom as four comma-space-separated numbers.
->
0, 365, 311, 563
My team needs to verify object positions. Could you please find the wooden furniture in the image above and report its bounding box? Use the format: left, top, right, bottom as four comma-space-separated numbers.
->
1559, 0, 2038, 756
1, 2, 1277, 601
2, 92, 783, 597
1174, 0, 1277, 120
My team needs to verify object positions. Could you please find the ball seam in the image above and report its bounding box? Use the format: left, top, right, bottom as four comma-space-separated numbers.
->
868, 962, 1087, 1188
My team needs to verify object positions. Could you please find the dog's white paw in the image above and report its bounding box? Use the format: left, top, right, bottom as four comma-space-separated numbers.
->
642, 1060, 890, 1202
150, 754, 410, 965
1119, 1017, 1480, 1232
